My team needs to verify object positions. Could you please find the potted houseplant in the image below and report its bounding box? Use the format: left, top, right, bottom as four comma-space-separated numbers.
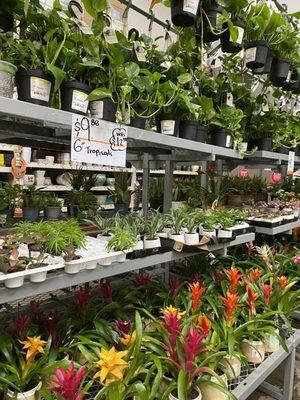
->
170, 0, 200, 27
43, 194, 61, 221
21, 186, 43, 222
217, 215, 234, 239
202, 216, 217, 238
200, 1, 225, 43
220, 0, 248, 54
210, 106, 244, 148
168, 208, 185, 243
93, 215, 115, 242
196, 95, 216, 143
0, 33, 17, 98
178, 89, 199, 141
144, 211, 162, 249
107, 227, 136, 262
247, 107, 277, 152
155, 81, 181, 136
65, 190, 97, 218
0, 183, 18, 220
109, 173, 133, 215
183, 211, 199, 245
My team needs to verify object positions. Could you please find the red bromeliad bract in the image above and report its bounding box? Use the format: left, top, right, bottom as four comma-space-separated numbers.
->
262, 284, 273, 305
49, 361, 86, 400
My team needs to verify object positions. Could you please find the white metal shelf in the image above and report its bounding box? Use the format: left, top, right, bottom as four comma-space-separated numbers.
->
246, 150, 300, 164
35, 185, 110, 192
253, 219, 300, 235
0, 232, 254, 304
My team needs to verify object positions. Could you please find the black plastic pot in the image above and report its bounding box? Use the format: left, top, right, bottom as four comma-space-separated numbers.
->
115, 203, 128, 215
210, 128, 232, 148
170, 0, 198, 27
202, 5, 223, 43
248, 137, 273, 152
61, 81, 90, 115
131, 116, 146, 129
0, 209, 13, 219
44, 206, 61, 220
89, 97, 117, 122
16, 69, 53, 106
149, 199, 163, 212
0, 11, 13, 32
220, 19, 245, 54
196, 125, 208, 143
271, 58, 291, 82
254, 50, 274, 75
23, 207, 40, 222
179, 120, 198, 141
276, 146, 289, 155
156, 114, 180, 136
245, 41, 269, 70
68, 204, 79, 218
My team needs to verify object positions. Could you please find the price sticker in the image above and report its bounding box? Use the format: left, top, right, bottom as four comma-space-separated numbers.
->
71, 115, 127, 167
287, 151, 295, 176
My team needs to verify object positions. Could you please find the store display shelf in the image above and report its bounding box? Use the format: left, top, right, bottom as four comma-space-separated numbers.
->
0, 97, 242, 160
246, 150, 300, 164
0, 166, 11, 173
0, 144, 20, 152
253, 219, 300, 235
0, 232, 254, 304
232, 329, 300, 400
36, 185, 110, 192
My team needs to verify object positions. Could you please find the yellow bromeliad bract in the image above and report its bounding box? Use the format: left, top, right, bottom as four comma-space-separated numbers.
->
94, 347, 128, 384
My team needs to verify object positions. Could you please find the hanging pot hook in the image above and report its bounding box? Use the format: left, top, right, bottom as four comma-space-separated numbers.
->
68, 0, 83, 19
128, 28, 140, 41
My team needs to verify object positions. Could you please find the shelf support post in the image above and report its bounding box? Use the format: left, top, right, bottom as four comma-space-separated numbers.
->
282, 348, 296, 400
163, 159, 174, 213
142, 153, 150, 217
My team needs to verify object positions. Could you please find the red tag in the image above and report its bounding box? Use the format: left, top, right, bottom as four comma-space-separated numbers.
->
237, 169, 250, 179
271, 172, 282, 183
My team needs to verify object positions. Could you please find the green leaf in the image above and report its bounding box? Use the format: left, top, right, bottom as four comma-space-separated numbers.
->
178, 370, 187, 400
87, 87, 113, 101
46, 63, 66, 93
124, 62, 140, 81
178, 73, 192, 85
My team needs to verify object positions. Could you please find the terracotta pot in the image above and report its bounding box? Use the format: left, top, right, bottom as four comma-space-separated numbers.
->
220, 355, 241, 379
201, 374, 228, 400
265, 331, 280, 353
7, 382, 42, 400
242, 340, 265, 364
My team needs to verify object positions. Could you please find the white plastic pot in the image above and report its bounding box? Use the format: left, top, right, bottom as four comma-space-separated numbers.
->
7, 382, 42, 400
220, 355, 241, 379
64, 261, 83, 274
169, 233, 185, 243
84, 260, 97, 270
143, 237, 161, 249
98, 257, 113, 266
265, 330, 280, 353
202, 229, 216, 238
201, 374, 228, 400
4, 276, 25, 288
283, 214, 294, 221
133, 240, 144, 251
116, 253, 127, 263
217, 229, 233, 239
229, 222, 249, 231
157, 232, 168, 238
169, 386, 202, 400
29, 271, 47, 283
184, 232, 199, 245
242, 340, 265, 364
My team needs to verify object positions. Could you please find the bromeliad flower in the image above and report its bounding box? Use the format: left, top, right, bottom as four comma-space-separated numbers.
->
262, 284, 273, 305
198, 315, 211, 337
134, 272, 151, 286
43, 311, 60, 348
220, 291, 239, 327
169, 276, 181, 299
116, 319, 131, 335
188, 282, 206, 313
247, 268, 262, 283
49, 361, 86, 400
100, 280, 113, 302
292, 256, 300, 264
246, 242, 255, 254
277, 276, 288, 291
13, 313, 31, 339
182, 326, 205, 374
94, 347, 128, 384
161, 307, 183, 347
164, 305, 186, 319
246, 285, 260, 317
29, 300, 40, 320
19, 336, 47, 361
224, 267, 242, 293
75, 287, 92, 312
120, 331, 136, 346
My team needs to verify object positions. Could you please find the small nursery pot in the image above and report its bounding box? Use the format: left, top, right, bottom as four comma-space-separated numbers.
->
61, 81, 90, 115
170, 0, 199, 27
133, 240, 144, 251
265, 330, 280, 353
248, 137, 273, 152
131, 115, 146, 129
143, 237, 161, 249
201, 374, 228, 400
115, 203, 128, 215
16, 69, 53, 106
169, 386, 202, 400
202, 5, 223, 43
184, 232, 199, 245
245, 41, 269, 70
217, 229, 233, 239
276, 145, 289, 155
23, 207, 40, 222
254, 50, 274, 75
44, 206, 61, 220
220, 355, 241, 379
156, 114, 179, 136
220, 19, 245, 54
0, 11, 14, 32
179, 120, 198, 141
4, 276, 25, 289
169, 233, 185, 243
271, 58, 291, 82
196, 125, 208, 143
202, 229, 216, 238
116, 253, 127, 263
0, 61, 17, 98
90, 97, 117, 122
242, 340, 265, 364
210, 128, 232, 148
7, 382, 42, 400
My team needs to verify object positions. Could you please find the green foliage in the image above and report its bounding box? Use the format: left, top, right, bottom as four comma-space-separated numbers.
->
109, 173, 133, 205
21, 186, 43, 208
0, 183, 19, 210
65, 190, 97, 208
106, 226, 136, 252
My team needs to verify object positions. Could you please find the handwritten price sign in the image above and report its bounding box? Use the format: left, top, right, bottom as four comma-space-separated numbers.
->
71, 115, 127, 167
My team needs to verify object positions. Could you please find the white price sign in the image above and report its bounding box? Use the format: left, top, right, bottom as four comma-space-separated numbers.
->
287, 151, 295, 176
71, 115, 128, 167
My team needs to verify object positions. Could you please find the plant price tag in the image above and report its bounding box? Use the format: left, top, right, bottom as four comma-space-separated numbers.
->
245, 47, 257, 63
30, 77, 51, 102
104, 27, 118, 44
134, 41, 146, 62
71, 115, 128, 167
183, 0, 200, 15
287, 151, 295, 176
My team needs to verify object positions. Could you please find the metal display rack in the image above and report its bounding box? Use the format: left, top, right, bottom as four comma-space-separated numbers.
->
253, 219, 300, 235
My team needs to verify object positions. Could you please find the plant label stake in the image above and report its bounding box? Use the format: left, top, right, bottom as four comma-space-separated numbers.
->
287, 151, 295, 176
71, 114, 128, 167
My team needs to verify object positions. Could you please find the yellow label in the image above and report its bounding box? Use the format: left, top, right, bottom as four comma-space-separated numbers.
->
0, 154, 4, 166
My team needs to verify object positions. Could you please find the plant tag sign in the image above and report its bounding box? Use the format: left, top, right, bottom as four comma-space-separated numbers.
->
226, 93, 234, 107
245, 47, 257, 64
287, 151, 295, 176
71, 115, 128, 167
30, 77, 51, 102
104, 27, 118, 44
237, 169, 250, 179
271, 172, 282, 183
134, 41, 146, 62
183, 0, 200, 15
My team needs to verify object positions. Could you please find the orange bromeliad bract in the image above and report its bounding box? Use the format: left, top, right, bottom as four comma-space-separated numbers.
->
188, 282, 206, 313
277, 276, 288, 291
198, 315, 211, 337
248, 268, 262, 283
246, 285, 260, 317
224, 267, 243, 293
220, 291, 239, 327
